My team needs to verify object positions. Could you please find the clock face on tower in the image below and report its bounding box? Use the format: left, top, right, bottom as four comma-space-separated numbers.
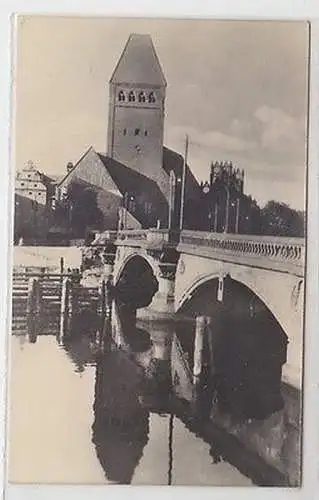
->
203, 186, 210, 194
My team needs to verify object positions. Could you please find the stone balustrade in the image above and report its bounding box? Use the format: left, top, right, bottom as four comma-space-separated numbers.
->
117, 229, 148, 242
178, 231, 305, 277
116, 229, 178, 248
115, 228, 305, 276
179, 231, 304, 262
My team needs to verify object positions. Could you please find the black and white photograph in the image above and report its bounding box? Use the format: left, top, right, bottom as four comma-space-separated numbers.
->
7, 16, 308, 487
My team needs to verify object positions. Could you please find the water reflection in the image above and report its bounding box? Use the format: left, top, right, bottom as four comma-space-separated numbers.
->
92, 349, 150, 484
10, 302, 255, 486
87, 302, 253, 485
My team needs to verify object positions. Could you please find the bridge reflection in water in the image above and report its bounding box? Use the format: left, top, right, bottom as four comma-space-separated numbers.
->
11, 302, 273, 486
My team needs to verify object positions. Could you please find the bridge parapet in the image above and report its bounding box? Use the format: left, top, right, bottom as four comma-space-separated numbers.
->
178, 231, 305, 277
116, 229, 179, 250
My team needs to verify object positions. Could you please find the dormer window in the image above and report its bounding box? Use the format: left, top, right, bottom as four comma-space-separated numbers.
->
128, 91, 135, 102
138, 91, 146, 103
148, 92, 156, 103
118, 90, 125, 102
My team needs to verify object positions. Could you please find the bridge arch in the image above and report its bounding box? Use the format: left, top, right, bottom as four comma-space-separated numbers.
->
176, 266, 302, 343
176, 273, 289, 420
114, 251, 158, 286
178, 271, 286, 334
113, 252, 159, 309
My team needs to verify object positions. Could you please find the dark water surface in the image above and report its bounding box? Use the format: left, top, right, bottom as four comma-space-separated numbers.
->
8, 310, 253, 486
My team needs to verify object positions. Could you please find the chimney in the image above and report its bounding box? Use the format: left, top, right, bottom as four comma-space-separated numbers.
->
67, 162, 73, 173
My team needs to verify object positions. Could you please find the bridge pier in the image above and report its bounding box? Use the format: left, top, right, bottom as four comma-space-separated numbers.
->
144, 327, 173, 405
102, 244, 116, 280
151, 273, 175, 313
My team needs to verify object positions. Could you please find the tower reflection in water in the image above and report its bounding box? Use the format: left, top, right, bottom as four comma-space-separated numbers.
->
60, 302, 249, 485
92, 348, 150, 484
91, 301, 175, 485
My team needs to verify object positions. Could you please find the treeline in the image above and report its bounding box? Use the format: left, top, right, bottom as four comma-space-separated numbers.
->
259, 201, 305, 238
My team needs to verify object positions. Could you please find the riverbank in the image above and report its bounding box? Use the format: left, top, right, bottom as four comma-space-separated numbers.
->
12, 245, 82, 271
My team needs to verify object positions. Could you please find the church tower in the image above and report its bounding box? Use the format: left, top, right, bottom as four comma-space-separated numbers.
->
107, 34, 169, 199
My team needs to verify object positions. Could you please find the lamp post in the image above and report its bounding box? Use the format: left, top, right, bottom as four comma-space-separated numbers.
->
235, 197, 240, 234
123, 192, 129, 230
224, 185, 230, 233
213, 203, 218, 232
168, 170, 176, 230
179, 134, 189, 231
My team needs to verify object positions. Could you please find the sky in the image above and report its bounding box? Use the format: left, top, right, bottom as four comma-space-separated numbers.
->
14, 17, 309, 210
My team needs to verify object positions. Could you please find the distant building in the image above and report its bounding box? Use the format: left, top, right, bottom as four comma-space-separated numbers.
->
15, 160, 47, 205
199, 161, 261, 234
54, 34, 201, 239
14, 161, 57, 244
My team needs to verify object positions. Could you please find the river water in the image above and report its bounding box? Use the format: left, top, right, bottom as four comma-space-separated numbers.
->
8, 307, 254, 486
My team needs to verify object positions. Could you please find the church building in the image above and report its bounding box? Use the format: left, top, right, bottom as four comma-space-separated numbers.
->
55, 34, 201, 238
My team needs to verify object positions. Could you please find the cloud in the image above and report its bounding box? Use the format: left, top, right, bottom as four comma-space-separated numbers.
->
166, 125, 256, 155
164, 121, 306, 210
254, 105, 305, 150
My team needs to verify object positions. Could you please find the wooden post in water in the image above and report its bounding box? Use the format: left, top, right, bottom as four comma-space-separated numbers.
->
193, 316, 206, 386
105, 278, 113, 320
205, 317, 215, 377
60, 277, 71, 342
205, 316, 219, 418
27, 277, 41, 343
60, 257, 64, 275
68, 277, 75, 334
100, 279, 106, 319
70, 272, 79, 333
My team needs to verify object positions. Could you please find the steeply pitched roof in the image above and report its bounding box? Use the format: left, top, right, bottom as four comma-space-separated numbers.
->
98, 153, 158, 195
57, 146, 95, 187
97, 153, 167, 225
110, 34, 166, 87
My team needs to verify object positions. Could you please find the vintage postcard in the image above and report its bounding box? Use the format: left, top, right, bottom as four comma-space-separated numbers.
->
6, 16, 308, 487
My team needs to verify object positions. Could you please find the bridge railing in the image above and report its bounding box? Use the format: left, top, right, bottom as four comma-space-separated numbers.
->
115, 228, 305, 274
116, 229, 179, 248
179, 231, 305, 271
116, 229, 148, 242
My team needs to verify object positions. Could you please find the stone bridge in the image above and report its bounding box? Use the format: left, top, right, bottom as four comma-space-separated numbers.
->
111, 229, 305, 392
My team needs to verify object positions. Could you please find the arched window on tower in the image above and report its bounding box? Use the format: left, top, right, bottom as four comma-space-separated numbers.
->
128, 91, 135, 102
148, 92, 156, 103
138, 91, 146, 103
118, 90, 125, 102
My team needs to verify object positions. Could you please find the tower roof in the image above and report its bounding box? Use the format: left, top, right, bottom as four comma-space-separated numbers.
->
110, 33, 166, 87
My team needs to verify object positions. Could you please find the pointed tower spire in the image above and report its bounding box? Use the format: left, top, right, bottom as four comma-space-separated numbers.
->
110, 34, 166, 87
107, 33, 169, 200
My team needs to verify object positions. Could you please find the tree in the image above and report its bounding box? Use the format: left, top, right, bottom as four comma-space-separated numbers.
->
51, 182, 104, 239
69, 184, 104, 238
260, 201, 305, 237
